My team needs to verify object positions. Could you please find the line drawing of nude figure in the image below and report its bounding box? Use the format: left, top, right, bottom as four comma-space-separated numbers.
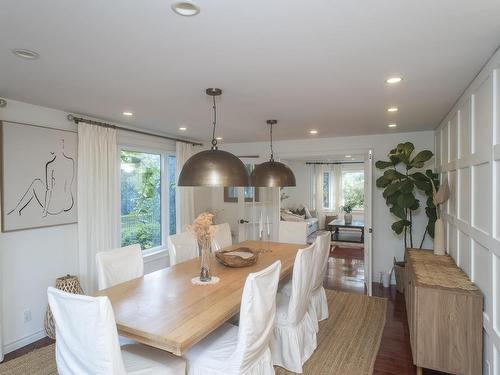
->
7, 139, 75, 217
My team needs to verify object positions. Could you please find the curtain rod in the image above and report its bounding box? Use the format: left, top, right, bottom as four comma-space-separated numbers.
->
67, 114, 203, 146
306, 161, 364, 165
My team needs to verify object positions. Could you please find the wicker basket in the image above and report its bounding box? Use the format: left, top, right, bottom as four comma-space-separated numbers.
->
44, 274, 85, 339
394, 258, 405, 294
215, 247, 258, 267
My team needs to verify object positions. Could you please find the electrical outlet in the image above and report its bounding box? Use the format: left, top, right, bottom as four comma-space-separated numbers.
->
23, 309, 32, 323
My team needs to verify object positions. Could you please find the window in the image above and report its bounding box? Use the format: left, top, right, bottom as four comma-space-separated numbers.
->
323, 172, 331, 209
341, 170, 364, 210
120, 150, 176, 251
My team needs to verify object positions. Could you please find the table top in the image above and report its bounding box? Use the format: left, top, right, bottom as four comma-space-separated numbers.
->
328, 218, 364, 228
95, 240, 302, 356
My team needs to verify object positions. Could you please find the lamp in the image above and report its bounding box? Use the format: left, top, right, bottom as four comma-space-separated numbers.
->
250, 120, 296, 187
178, 88, 249, 186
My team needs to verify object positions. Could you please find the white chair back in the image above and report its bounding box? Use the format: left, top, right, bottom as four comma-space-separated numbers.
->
167, 231, 198, 265
233, 261, 281, 372
311, 232, 331, 291
47, 287, 126, 375
211, 223, 232, 250
96, 244, 144, 290
287, 243, 316, 325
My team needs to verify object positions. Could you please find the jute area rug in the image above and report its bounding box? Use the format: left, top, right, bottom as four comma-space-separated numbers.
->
0, 290, 386, 375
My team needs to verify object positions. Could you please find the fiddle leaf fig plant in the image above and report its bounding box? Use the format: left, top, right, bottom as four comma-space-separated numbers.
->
376, 142, 439, 250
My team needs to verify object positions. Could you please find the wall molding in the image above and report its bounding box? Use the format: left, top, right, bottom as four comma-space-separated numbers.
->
3, 329, 46, 355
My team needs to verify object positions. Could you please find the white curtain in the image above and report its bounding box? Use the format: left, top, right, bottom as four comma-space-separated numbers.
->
313, 164, 342, 228
77, 124, 119, 293
175, 142, 195, 233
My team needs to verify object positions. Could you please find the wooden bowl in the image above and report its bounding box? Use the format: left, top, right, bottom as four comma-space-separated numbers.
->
215, 247, 259, 268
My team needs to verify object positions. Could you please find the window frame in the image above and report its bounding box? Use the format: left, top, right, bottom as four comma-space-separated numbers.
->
118, 144, 176, 257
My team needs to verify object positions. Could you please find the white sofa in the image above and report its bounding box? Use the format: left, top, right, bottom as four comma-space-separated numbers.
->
279, 218, 319, 244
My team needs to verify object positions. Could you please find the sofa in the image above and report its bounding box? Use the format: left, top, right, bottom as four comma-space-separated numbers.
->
279, 206, 319, 244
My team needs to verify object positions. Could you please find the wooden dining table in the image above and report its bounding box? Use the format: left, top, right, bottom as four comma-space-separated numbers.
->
95, 240, 303, 356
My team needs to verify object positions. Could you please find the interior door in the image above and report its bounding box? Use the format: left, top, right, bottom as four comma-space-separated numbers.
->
236, 159, 280, 242
364, 150, 373, 296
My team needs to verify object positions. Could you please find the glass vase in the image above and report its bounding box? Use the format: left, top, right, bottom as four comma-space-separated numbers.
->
199, 239, 212, 282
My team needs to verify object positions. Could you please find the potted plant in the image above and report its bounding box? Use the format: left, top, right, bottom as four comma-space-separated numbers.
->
376, 142, 439, 292
341, 200, 355, 224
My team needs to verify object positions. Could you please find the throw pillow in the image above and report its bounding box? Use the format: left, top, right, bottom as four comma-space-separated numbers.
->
303, 206, 312, 219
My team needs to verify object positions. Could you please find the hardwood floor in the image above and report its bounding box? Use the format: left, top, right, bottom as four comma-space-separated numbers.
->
3, 245, 449, 375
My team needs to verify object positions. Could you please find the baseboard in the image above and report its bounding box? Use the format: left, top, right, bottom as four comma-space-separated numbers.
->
3, 329, 47, 354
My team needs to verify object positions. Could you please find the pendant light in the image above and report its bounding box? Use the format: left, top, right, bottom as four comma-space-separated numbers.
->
178, 88, 250, 186
250, 120, 296, 187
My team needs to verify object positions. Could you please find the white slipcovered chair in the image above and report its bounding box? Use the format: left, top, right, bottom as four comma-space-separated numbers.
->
185, 260, 282, 375
309, 231, 331, 325
167, 231, 199, 265
47, 287, 185, 375
270, 243, 317, 373
96, 244, 144, 290
211, 223, 232, 250
278, 232, 330, 332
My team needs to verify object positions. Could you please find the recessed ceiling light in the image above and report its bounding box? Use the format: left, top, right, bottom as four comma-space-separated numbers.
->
309, 130, 318, 134
385, 76, 402, 84
122, 111, 133, 116
345, 155, 352, 158
179, 127, 187, 131
387, 106, 399, 112
216, 137, 223, 140
171, 1, 200, 16
388, 123, 397, 128
12, 48, 39, 60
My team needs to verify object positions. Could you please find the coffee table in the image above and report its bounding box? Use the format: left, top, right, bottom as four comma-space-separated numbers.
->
327, 218, 365, 243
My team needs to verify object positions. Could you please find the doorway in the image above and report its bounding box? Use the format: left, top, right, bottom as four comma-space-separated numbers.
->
279, 150, 373, 295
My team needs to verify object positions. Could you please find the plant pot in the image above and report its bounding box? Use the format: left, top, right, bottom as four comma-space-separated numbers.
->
344, 213, 352, 224
394, 260, 405, 294
433, 218, 446, 256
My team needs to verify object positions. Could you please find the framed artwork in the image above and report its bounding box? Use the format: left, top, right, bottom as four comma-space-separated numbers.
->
1, 121, 78, 232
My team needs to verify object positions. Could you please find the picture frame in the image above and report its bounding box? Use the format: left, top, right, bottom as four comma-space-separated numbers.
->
0, 120, 78, 232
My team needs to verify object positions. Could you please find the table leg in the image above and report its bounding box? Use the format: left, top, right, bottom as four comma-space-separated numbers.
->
416, 366, 422, 375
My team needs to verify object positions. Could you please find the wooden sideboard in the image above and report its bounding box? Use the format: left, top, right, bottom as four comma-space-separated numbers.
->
404, 249, 483, 375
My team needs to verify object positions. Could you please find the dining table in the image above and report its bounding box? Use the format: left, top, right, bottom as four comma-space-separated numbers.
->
95, 240, 303, 356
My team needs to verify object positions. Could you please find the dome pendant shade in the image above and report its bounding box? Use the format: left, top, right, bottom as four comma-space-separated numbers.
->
178, 88, 250, 187
251, 160, 296, 187
250, 119, 296, 187
178, 149, 250, 186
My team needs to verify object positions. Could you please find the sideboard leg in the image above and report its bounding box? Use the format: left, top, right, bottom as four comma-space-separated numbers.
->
416, 366, 423, 375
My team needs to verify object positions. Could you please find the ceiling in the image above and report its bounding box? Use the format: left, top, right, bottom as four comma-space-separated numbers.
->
1, 1, 500, 143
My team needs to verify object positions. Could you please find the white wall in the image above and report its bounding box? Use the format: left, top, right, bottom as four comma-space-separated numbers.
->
434, 47, 500, 375
280, 160, 313, 209
215, 130, 435, 282
0, 100, 79, 354
0, 99, 175, 355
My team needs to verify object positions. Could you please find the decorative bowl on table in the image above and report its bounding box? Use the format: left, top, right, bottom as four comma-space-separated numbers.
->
215, 247, 259, 267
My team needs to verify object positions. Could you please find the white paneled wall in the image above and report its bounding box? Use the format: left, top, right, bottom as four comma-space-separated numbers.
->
435, 47, 500, 375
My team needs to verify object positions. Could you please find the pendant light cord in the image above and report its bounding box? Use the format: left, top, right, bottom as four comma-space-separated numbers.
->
269, 123, 274, 162
211, 95, 218, 150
